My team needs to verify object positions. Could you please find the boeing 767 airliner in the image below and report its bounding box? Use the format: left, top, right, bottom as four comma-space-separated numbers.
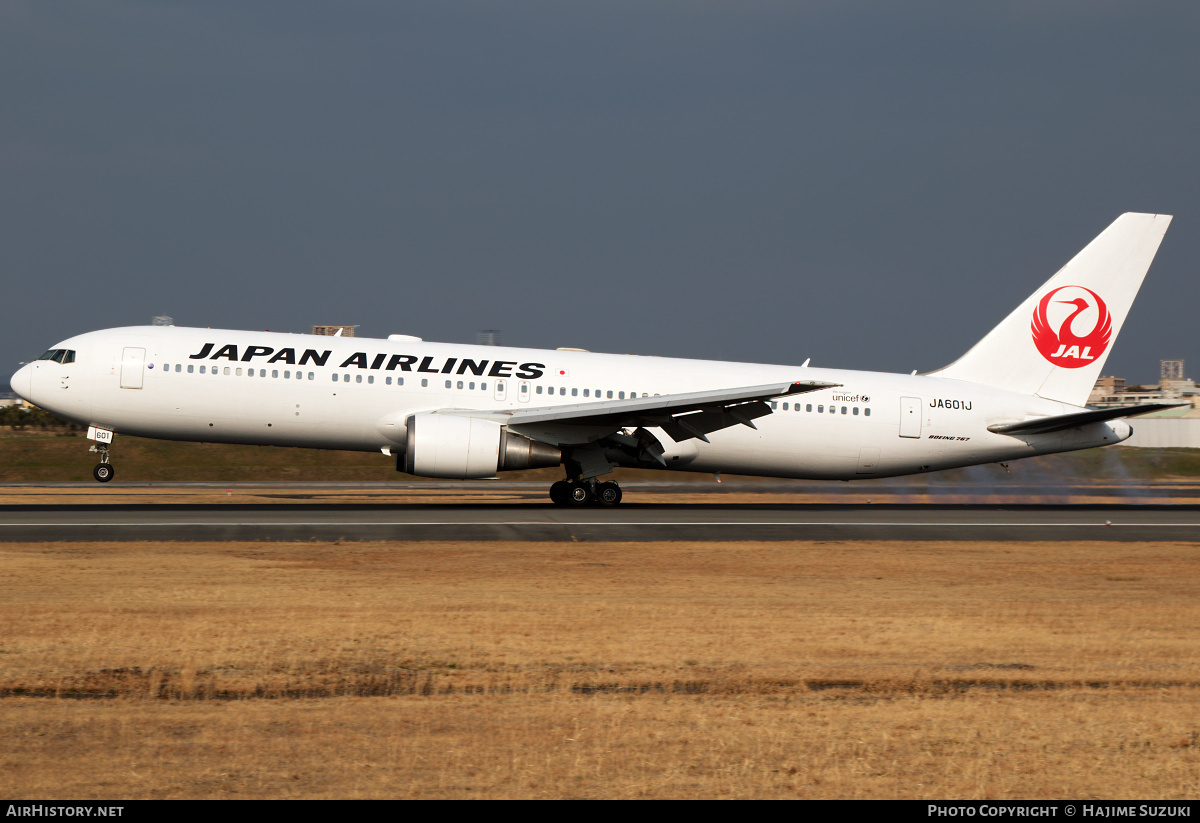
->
9, 213, 1176, 505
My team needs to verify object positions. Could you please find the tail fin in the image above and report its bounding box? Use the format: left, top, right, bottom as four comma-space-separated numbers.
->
929, 213, 1172, 405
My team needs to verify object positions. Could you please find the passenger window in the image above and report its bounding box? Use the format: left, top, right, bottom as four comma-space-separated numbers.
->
853, 407, 859, 415
223, 367, 230, 375
343, 374, 350, 382
547, 386, 554, 395
331, 373, 338, 382
284, 371, 291, 379
770, 401, 776, 409
188, 365, 194, 373
536, 386, 543, 394
273, 370, 280, 379
817, 405, 823, 413
619, 392, 626, 399
583, 389, 589, 397
199, 365, 206, 374
386, 376, 392, 385
445, 380, 452, 388
308, 372, 314, 380
236, 368, 243, 376
367, 375, 373, 384
571, 388, 578, 397
480, 382, 486, 391
559, 387, 565, 396
470, 382, 476, 390
457, 380, 463, 389
865, 408, 871, 417
782, 402, 789, 410
841, 406, 847, 414
806, 404, 812, 412
607, 391, 613, 399
175, 364, 181, 373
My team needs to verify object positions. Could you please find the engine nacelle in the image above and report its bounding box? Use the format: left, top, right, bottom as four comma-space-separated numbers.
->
402, 413, 560, 478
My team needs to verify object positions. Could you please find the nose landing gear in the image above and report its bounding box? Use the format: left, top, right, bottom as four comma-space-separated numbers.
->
548, 478, 623, 506
89, 442, 114, 483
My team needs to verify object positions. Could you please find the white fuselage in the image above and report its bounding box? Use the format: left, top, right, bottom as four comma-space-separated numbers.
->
10, 326, 1129, 480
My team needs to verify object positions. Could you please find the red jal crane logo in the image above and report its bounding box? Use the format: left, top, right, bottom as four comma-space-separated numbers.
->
1031, 285, 1111, 368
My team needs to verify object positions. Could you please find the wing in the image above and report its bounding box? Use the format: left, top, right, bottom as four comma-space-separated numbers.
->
987, 403, 1182, 436
436, 379, 839, 447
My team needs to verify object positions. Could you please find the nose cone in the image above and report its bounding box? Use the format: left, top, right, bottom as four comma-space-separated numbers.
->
10, 363, 32, 401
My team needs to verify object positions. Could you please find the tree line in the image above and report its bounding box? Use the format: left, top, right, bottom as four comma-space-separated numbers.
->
0, 405, 81, 430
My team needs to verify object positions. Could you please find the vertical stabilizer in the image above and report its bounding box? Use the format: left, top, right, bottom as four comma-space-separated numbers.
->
929, 213, 1172, 406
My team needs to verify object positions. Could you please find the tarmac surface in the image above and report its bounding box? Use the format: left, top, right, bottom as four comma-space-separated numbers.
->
2, 481, 1198, 542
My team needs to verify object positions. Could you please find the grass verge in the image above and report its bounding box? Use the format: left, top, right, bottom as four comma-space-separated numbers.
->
1, 538, 1198, 798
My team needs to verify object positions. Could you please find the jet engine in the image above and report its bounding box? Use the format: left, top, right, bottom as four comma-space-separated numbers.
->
401, 413, 561, 478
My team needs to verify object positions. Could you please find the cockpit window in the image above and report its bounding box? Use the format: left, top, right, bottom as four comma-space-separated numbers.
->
37, 349, 75, 363
61, 350, 75, 364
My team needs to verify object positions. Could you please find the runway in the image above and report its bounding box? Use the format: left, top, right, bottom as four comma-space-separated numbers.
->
2, 499, 1198, 542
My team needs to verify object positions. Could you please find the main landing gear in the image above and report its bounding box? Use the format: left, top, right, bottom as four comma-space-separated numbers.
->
90, 442, 114, 483
549, 478, 623, 506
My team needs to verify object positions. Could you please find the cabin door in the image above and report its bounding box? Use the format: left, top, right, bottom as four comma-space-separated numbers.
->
899, 396, 922, 438
120, 347, 145, 389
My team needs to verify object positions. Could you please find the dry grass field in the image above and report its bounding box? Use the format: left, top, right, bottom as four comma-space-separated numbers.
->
2, 537, 1199, 799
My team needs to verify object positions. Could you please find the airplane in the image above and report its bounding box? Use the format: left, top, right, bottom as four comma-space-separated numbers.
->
8, 213, 1177, 505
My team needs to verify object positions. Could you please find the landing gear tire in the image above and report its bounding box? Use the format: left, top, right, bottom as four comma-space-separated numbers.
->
549, 480, 570, 505
93, 463, 114, 483
568, 481, 593, 506
597, 481, 622, 505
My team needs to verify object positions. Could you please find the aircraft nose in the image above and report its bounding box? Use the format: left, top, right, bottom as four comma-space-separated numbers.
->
10, 363, 32, 401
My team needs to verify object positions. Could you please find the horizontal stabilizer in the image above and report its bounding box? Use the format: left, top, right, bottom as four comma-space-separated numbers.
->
987, 403, 1182, 436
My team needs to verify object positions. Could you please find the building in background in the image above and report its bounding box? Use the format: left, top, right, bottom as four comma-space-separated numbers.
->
1160, 359, 1192, 396
476, 329, 501, 346
1088, 360, 1200, 447
151, 315, 174, 326
312, 325, 358, 337
1089, 360, 1197, 409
